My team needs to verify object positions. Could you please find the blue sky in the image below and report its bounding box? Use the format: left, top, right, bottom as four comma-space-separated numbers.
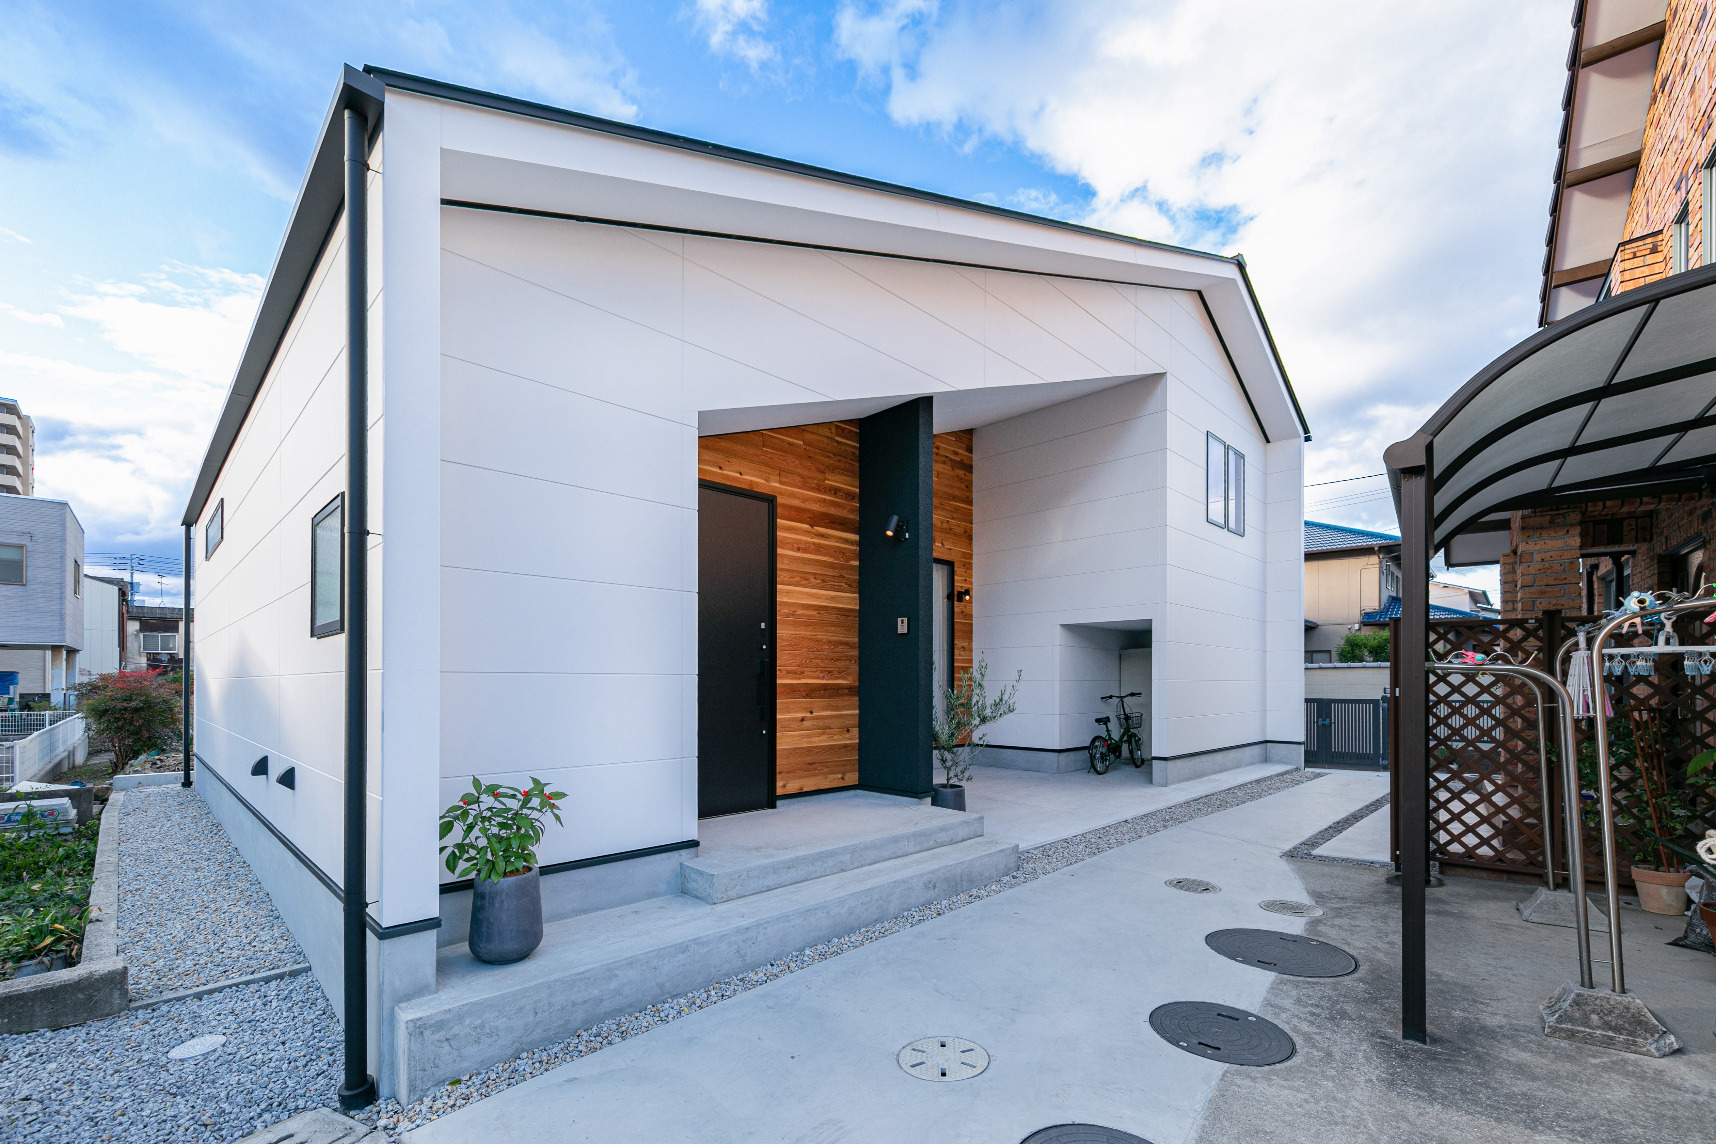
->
1, 1, 1570, 599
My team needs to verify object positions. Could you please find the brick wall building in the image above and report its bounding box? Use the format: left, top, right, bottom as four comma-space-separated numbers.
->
1499, 0, 1716, 616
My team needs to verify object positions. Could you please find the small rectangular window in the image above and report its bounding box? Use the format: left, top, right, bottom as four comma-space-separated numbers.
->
1226, 444, 1245, 536
0, 543, 22, 585
311, 494, 344, 638
1672, 200, 1690, 275
1206, 432, 1227, 528
205, 500, 224, 559
73, 561, 81, 596
141, 633, 179, 654
1704, 150, 1715, 267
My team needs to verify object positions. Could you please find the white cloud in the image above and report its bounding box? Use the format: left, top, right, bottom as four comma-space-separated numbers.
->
0, 302, 62, 326
831, 0, 1564, 528
693, 0, 780, 70
0, 227, 29, 243
4, 265, 261, 550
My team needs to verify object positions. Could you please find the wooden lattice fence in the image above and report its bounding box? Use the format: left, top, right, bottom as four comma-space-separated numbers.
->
1389, 613, 1716, 886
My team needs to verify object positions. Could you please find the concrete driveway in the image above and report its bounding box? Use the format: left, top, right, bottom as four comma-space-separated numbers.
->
404, 771, 1388, 1144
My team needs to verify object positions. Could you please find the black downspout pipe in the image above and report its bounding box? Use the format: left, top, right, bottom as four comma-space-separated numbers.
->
338, 106, 378, 1112
181, 526, 192, 789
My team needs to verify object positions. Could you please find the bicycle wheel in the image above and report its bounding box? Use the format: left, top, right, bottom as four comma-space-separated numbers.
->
1088, 735, 1112, 774
1127, 734, 1145, 768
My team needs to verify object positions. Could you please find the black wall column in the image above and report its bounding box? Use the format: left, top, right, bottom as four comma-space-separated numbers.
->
858, 397, 934, 797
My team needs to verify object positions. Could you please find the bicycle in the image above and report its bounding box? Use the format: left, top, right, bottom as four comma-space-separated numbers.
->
1088, 691, 1145, 774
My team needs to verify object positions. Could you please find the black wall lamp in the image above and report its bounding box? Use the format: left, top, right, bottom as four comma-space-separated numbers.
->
955, 588, 971, 604
884, 514, 910, 541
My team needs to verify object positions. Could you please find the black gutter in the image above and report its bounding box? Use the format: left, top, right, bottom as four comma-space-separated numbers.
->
181, 526, 191, 789
339, 105, 378, 1113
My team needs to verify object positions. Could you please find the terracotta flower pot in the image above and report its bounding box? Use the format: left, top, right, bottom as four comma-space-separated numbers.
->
1699, 901, 1716, 937
1630, 865, 1692, 916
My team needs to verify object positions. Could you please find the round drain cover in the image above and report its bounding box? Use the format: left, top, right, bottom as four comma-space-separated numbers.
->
1165, 878, 1220, 894
897, 1036, 989, 1081
1259, 899, 1324, 918
167, 1034, 226, 1060
1021, 1126, 1154, 1144
1149, 1002, 1294, 1066
1204, 928, 1356, 977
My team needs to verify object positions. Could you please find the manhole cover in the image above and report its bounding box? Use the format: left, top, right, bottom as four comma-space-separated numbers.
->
167, 1034, 226, 1060
1021, 1126, 1154, 1144
1148, 1002, 1295, 1066
897, 1036, 989, 1081
1165, 878, 1220, 894
1259, 899, 1324, 917
1204, 929, 1356, 977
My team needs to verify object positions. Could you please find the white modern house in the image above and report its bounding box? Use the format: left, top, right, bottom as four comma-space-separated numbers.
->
182, 68, 1308, 1103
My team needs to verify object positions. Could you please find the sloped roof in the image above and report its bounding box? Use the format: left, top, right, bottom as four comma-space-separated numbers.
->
1305, 520, 1401, 553
1361, 594, 1480, 623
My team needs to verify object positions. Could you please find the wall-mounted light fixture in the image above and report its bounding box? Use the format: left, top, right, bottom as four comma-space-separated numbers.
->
884, 515, 910, 541
955, 588, 971, 604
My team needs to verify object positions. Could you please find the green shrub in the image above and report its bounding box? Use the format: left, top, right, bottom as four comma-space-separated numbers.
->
1336, 631, 1391, 663
0, 807, 98, 978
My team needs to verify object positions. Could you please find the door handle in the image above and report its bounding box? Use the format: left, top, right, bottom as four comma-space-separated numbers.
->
755, 658, 767, 727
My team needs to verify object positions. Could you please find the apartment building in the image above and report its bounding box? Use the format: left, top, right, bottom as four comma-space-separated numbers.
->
1484, 0, 1716, 613
0, 494, 84, 706
0, 397, 33, 497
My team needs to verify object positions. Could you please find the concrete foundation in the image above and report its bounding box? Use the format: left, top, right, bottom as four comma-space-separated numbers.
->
1540, 981, 1681, 1057
1515, 886, 1610, 932
977, 745, 1090, 773
437, 846, 689, 948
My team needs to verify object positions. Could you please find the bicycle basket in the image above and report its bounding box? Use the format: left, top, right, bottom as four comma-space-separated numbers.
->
1122, 712, 1143, 730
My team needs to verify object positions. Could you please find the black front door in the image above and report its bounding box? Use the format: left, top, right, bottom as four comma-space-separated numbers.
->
698, 482, 775, 817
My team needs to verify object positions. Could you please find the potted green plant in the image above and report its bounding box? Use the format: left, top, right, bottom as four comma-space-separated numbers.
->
931, 657, 1020, 811
1623, 709, 1711, 915
440, 777, 565, 964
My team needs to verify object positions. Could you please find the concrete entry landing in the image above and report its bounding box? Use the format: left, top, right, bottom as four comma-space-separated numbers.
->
684, 791, 984, 903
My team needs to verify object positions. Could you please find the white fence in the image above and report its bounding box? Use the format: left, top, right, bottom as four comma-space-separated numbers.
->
0, 714, 87, 789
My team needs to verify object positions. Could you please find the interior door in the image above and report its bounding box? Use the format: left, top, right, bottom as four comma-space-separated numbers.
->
698, 483, 775, 817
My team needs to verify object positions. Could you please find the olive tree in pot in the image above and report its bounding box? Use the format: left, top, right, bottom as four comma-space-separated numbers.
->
440, 777, 565, 964
931, 657, 1020, 811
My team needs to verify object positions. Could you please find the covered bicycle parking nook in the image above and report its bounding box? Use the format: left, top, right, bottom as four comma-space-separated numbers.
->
1386, 260, 1716, 1050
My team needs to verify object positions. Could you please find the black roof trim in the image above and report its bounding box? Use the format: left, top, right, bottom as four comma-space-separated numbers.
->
365, 66, 1231, 268
181, 67, 383, 526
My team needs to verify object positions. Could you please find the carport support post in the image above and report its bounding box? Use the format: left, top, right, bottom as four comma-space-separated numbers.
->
1384, 433, 1431, 1045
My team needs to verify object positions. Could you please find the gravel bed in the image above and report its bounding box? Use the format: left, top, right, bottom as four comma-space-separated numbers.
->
118, 787, 304, 1000
0, 974, 343, 1144
1281, 792, 1393, 868
355, 766, 1324, 1138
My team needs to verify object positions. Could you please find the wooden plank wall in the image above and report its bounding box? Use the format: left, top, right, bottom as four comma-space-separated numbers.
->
697, 422, 976, 796
933, 430, 975, 687
700, 423, 861, 794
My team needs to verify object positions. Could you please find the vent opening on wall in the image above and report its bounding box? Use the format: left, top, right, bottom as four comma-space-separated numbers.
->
251, 756, 269, 777
276, 766, 296, 790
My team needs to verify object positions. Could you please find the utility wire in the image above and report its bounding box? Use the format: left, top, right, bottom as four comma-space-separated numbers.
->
1305, 471, 1386, 487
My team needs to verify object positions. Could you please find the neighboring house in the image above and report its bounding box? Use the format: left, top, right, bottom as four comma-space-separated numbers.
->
1303, 521, 1402, 661
0, 396, 33, 497
126, 605, 188, 672
0, 494, 84, 707
79, 574, 129, 679
181, 68, 1308, 1100
1476, 0, 1716, 612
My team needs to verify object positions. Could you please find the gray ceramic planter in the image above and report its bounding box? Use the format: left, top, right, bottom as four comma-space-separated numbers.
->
470, 866, 543, 964
931, 784, 966, 812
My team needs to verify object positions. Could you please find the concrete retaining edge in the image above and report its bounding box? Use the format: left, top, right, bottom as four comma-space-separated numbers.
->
0, 791, 130, 1032
111, 771, 188, 791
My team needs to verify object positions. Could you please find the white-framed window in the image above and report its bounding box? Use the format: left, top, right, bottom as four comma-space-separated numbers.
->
205, 499, 224, 559
1672, 199, 1691, 275
0, 542, 22, 585
141, 632, 178, 654
311, 494, 344, 638
1206, 432, 1245, 536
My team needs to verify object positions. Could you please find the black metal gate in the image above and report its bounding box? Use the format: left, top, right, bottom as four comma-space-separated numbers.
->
1304, 698, 1387, 769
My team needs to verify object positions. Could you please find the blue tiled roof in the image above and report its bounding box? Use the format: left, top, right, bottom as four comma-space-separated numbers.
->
1361, 594, 1481, 623
1304, 520, 1400, 553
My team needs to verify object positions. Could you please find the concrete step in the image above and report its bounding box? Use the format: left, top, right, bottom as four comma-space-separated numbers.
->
393, 834, 1020, 1101
680, 796, 985, 904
